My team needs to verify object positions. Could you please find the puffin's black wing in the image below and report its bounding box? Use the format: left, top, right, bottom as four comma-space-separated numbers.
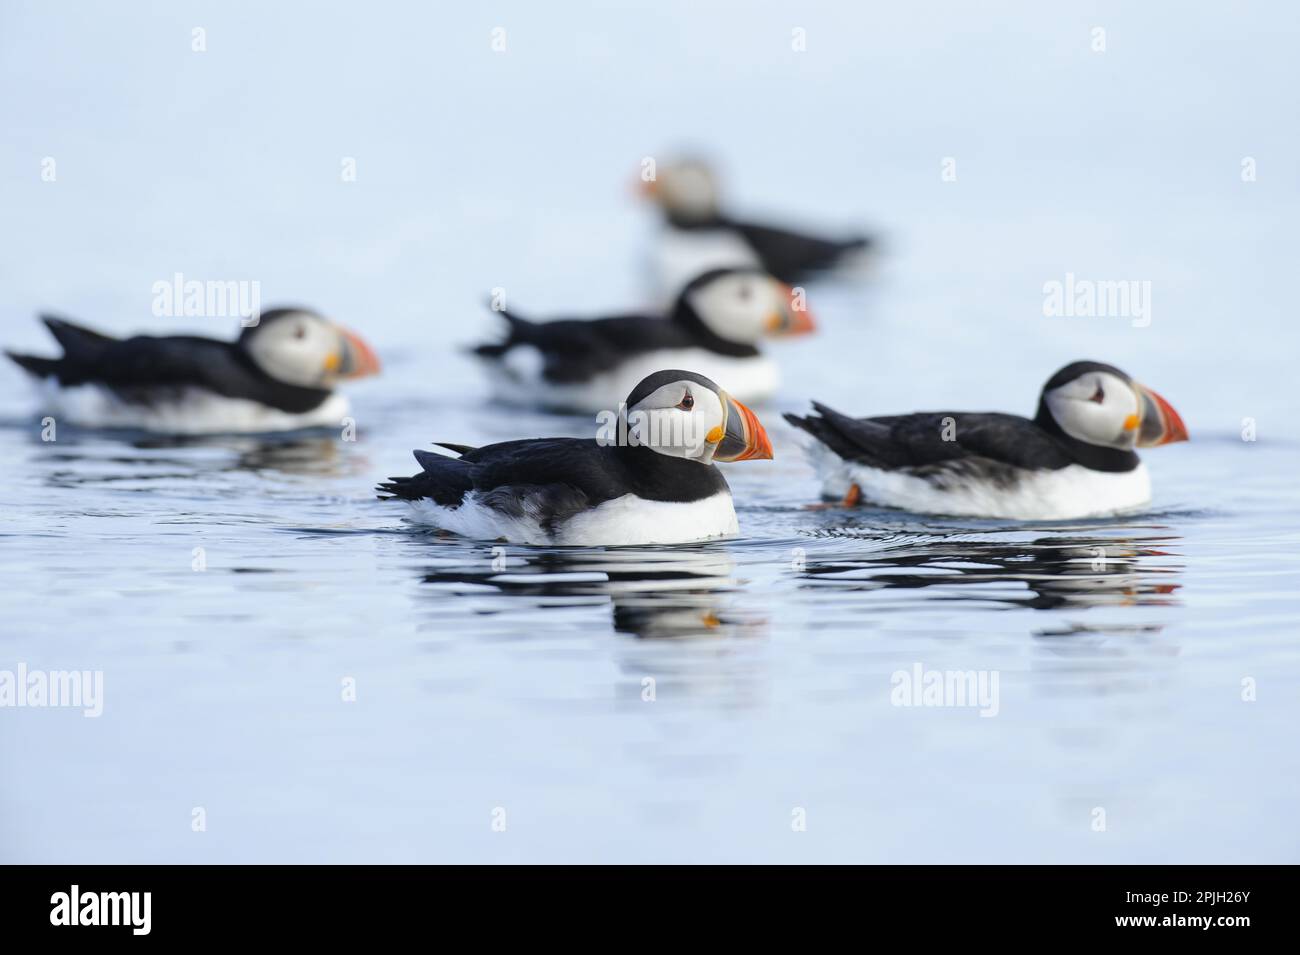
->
378, 439, 726, 518
7, 316, 330, 413
5, 350, 63, 378
6, 316, 119, 380
473, 310, 694, 383
8, 316, 242, 389
378, 439, 619, 531
379, 439, 613, 504
725, 219, 871, 284
377, 448, 479, 506
785, 403, 1072, 471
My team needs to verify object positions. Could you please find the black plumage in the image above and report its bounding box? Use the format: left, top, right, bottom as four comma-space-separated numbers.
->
784, 399, 1139, 481
670, 215, 871, 285
6, 312, 332, 414
378, 439, 730, 532
623, 369, 723, 407
472, 269, 760, 384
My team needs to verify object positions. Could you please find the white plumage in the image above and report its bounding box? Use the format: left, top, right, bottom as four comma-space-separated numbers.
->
31, 379, 351, 435
407, 490, 739, 546
804, 439, 1153, 521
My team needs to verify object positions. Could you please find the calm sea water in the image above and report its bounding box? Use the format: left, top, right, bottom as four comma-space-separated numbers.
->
2, 2, 1298, 863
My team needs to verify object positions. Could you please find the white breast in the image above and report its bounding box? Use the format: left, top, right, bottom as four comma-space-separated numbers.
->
32, 380, 351, 435
805, 441, 1153, 520
481, 347, 778, 414
406, 490, 739, 546
653, 225, 762, 300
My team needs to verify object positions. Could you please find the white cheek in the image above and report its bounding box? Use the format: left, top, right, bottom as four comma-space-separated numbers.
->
722, 302, 766, 340
251, 334, 331, 387
1096, 405, 1128, 443
679, 399, 725, 460
1107, 391, 1141, 446
628, 406, 697, 458
692, 289, 766, 343
1049, 393, 1137, 448
665, 169, 716, 213
695, 395, 726, 458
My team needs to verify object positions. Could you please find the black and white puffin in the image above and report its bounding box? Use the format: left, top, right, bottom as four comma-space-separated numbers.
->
784, 361, 1189, 520
378, 370, 774, 545
640, 158, 873, 294
472, 267, 814, 413
5, 308, 381, 434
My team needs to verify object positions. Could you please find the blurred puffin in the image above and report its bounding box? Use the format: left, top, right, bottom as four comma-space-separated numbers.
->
378, 370, 773, 545
785, 361, 1188, 520
640, 158, 873, 295
473, 267, 814, 412
5, 308, 380, 434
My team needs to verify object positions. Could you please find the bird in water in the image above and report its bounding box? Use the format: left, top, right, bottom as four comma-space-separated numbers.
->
785, 361, 1188, 520
472, 267, 814, 413
378, 370, 774, 545
640, 157, 873, 295
5, 308, 381, 434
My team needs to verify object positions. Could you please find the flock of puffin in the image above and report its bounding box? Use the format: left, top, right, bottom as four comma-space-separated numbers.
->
6, 159, 1188, 546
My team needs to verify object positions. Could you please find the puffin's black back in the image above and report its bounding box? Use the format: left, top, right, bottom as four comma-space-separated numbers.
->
667, 215, 871, 284
785, 403, 1075, 471
7, 314, 333, 414
471, 272, 761, 384
785, 396, 1141, 474
378, 438, 730, 513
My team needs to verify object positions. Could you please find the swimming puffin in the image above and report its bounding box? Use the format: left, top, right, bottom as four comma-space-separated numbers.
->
473, 267, 814, 413
784, 361, 1188, 520
5, 308, 381, 434
640, 158, 873, 294
378, 370, 774, 545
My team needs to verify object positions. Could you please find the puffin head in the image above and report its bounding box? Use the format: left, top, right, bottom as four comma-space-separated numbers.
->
239, 308, 381, 389
640, 158, 720, 222
623, 370, 773, 464
1037, 361, 1188, 451
674, 268, 816, 343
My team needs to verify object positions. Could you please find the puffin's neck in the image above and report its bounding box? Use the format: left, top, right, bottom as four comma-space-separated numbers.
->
615, 444, 730, 502
232, 344, 334, 413
1033, 399, 1141, 472
668, 299, 760, 358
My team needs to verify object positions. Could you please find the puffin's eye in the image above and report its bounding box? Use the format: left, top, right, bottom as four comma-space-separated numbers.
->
1089, 383, 1105, 403
294, 325, 307, 340
737, 284, 752, 301
678, 392, 694, 411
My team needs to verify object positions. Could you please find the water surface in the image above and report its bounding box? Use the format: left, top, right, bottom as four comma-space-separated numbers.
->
2, 1, 1298, 863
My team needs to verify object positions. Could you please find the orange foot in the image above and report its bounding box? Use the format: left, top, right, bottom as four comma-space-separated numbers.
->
842, 483, 862, 507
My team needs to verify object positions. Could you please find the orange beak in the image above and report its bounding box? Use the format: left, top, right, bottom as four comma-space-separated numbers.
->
765, 283, 817, 337
335, 327, 382, 379
713, 392, 774, 462
1133, 383, 1188, 447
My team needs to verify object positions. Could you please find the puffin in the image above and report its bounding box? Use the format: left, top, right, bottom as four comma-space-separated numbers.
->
472, 267, 814, 413
5, 308, 381, 434
640, 158, 873, 294
378, 370, 774, 545
784, 361, 1189, 520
